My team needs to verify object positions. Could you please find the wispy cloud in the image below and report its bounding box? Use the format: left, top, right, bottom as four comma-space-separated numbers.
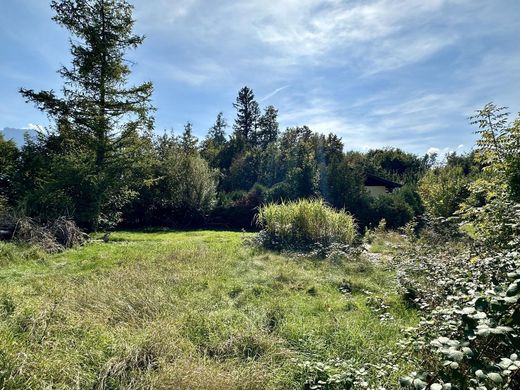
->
135, 0, 462, 75
151, 61, 229, 87
2, 0, 519, 154
259, 86, 289, 102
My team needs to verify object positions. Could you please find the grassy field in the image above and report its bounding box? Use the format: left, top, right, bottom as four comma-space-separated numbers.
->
0, 231, 416, 389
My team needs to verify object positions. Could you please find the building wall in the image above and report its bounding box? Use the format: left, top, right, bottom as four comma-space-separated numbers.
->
365, 185, 388, 197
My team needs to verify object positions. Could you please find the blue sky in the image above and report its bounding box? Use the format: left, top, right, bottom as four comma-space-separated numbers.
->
1, 0, 520, 155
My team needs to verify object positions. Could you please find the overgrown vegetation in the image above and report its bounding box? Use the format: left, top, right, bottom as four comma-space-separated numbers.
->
1, 0, 520, 389
296, 104, 520, 389
0, 231, 417, 389
255, 199, 357, 252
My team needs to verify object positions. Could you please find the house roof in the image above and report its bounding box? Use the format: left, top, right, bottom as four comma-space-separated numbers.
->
364, 173, 402, 188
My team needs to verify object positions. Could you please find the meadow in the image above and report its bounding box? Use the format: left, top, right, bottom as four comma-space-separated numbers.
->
0, 230, 416, 389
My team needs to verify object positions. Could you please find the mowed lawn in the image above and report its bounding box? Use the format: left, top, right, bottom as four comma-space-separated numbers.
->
0, 231, 416, 389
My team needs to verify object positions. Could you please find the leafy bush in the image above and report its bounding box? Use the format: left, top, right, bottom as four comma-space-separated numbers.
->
394, 239, 520, 389
210, 185, 266, 230
255, 198, 357, 250
373, 192, 416, 229
124, 141, 218, 228
418, 165, 469, 218
458, 103, 520, 249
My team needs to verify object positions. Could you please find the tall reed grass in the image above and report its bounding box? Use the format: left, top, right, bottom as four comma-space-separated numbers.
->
256, 199, 357, 249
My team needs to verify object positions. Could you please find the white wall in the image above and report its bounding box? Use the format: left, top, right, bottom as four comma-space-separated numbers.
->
365, 186, 388, 197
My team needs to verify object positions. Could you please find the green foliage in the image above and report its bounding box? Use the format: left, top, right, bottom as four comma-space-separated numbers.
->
222, 151, 259, 191
0, 134, 19, 205
389, 103, 520, 389
365, 148, 434, 184
394, 239, 520, 389
15, 128, 153, 230
372, 191, 416, 229
459, 103, 520, 248
180, 121, 198, 154
210, 189, 261, 230
418, 165, 469, 218
256, 199, 357, 250
200, 112, 229, 169
19, 0, 154, 230
232, 86, 261, 150
125, 133, 218, 227
257, 105, 279, 149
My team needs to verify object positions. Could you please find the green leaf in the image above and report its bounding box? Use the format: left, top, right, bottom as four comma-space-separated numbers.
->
475, 297, 489, 311
399, 376, 413, 387
475, 369, 486, 379
487, 372, 503, 383
449, 350, 464, 362
506, 281, 520, 296
498, 358, 513, 369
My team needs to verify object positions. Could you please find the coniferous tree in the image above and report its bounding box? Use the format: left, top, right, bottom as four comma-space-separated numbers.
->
201, 112, 228, 169
257, 105, 279, 149
19, 0, 154, 229
0, 134, 19, 205
232, 86, 260, 148
207, 112, 227, 146
180, 122, 198, 154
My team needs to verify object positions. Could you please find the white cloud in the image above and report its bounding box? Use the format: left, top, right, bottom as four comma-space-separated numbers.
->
151, 61, 229, 86
26, 123, 44, 133
127, 0, 518, 155
135, 0, 459, 75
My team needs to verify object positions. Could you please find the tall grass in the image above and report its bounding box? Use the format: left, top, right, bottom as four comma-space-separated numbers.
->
256, 199, 357, 249
0, 231, 416, 388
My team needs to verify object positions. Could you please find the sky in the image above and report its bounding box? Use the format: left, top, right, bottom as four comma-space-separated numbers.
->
1, 0, 520, 156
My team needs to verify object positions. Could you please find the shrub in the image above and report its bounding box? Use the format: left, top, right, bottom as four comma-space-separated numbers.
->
418, 165, 469, 218
209, 185, 266, 230
373, 193, 415, 229
457, 103, 520, 248
255, 198, 357, 250
394, 239, 520, 389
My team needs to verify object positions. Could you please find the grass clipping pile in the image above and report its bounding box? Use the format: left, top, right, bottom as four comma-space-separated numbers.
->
10, 216, 88, 253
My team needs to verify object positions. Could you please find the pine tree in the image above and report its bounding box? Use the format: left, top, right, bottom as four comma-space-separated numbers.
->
201, 112, 228, 169
19, 0, 154, 229
180, 122, 198, 154
257, 105, 279, 149
232, 86, 260, 148
207, 112, 227, 146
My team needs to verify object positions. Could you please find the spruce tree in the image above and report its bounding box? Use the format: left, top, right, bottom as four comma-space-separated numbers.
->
206, 112, 227, 146
20, 0, 154, 229
201, 112, 228, 169
232, 86, 260, 148
180, 122, 198, 154
258, 105, 279, 149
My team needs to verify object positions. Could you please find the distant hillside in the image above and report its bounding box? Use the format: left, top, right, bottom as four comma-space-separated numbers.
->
1, 127, 38, 147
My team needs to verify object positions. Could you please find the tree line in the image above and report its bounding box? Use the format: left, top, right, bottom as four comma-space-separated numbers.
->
0, 0, 481, 232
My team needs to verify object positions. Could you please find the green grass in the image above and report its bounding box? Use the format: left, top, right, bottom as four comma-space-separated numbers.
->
365, 230, 410, 256
0, 231, 416, 389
